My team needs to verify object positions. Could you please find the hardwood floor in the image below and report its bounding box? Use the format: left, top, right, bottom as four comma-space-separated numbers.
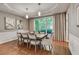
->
0, 40, 71, 55
53, 40, 71, 55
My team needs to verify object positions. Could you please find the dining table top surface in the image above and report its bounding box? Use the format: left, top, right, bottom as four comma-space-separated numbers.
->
18, 32, 48, 40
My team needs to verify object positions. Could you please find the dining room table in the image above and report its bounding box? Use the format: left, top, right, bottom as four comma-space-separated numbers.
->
17, 32, 48, 52
36, 33, 47, 39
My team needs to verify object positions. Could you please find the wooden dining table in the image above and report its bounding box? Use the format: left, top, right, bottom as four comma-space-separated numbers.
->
35, 33, 48, 41
20, 32, 48, 41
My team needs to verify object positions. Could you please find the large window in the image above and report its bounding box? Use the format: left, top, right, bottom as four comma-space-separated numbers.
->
34, 16, 54, 34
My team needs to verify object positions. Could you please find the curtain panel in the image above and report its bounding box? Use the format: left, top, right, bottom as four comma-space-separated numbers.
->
54, 13, 66, 41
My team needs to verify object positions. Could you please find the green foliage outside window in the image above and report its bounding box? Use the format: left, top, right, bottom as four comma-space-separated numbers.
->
34, 16, 53, 33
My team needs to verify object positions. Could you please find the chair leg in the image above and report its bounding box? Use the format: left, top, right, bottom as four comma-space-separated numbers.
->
17, 37, 19, 45
44, 45, 46, 50
49, 46, 51, 53
51, 45, 54, 54
22, 38, 24, 46
27, 40, 28, 48
40, 41, 43, 50
49, 46, 51, 51
49, 45, 54, 54
40, 45, 43, 50
21, 37, 22, 44
29, 41, 31, 49
35, 44, 37, 53
21, 38, 24, 46
17, 37, 20, 47
23, 39, 24, 45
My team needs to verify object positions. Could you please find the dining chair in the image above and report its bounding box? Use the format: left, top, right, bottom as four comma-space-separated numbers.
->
28, 33, 41, 53
41, 34, 53, 54
39, 32, 45, 34
17, 33, 23, 45
21, 33, 30, 48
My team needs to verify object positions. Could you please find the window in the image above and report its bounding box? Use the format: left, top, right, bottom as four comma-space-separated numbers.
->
34, 16, 54, 34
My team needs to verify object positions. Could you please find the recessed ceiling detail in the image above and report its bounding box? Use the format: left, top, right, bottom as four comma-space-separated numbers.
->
0, 3, 70, 19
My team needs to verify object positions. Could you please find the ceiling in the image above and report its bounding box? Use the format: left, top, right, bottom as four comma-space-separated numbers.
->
0, 3, 70, 19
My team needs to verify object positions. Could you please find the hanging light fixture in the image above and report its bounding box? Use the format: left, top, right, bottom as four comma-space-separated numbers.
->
38, 3, 41, 16
26, 8, 29, 19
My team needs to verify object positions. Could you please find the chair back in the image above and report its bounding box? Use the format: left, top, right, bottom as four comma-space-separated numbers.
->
22, 33, 28, 37
20, 33, 29, 39
43, 33, 53, 44
28, 33, 36, 40
39, 32, 45, 34
17, 33, 22, 38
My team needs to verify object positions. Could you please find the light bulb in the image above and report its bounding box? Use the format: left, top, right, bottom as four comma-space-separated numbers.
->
26, 15, 28, 19
38, 11, 41, 16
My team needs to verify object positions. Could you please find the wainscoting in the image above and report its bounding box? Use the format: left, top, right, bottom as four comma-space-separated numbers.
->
0, 31, 17, 44
69, 33, 79, 55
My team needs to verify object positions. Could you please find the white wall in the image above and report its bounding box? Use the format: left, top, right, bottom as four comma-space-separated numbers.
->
0, 11, 28, 44
69, 33, 79, 54
29, 19, 34, 32
0, 11, 28, 31
66, 3, 79, 55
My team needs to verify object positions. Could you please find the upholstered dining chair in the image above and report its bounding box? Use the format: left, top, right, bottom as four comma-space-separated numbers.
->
28, 33, 41, 53
20, 33, 30, 48
17, 33, 22, 44
39, 32, 45, 34
17, 33, 23, 45
41, 34, 53, 54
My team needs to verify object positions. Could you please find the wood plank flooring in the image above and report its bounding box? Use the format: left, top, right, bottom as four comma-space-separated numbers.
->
0, 40, 71, 55
53, 40, 71, 55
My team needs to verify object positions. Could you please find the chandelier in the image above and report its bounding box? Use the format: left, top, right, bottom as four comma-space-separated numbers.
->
38, 3, 41, 16
26, 8, 28, 19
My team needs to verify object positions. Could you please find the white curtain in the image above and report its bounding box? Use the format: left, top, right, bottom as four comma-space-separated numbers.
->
54, 13, 66, 41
